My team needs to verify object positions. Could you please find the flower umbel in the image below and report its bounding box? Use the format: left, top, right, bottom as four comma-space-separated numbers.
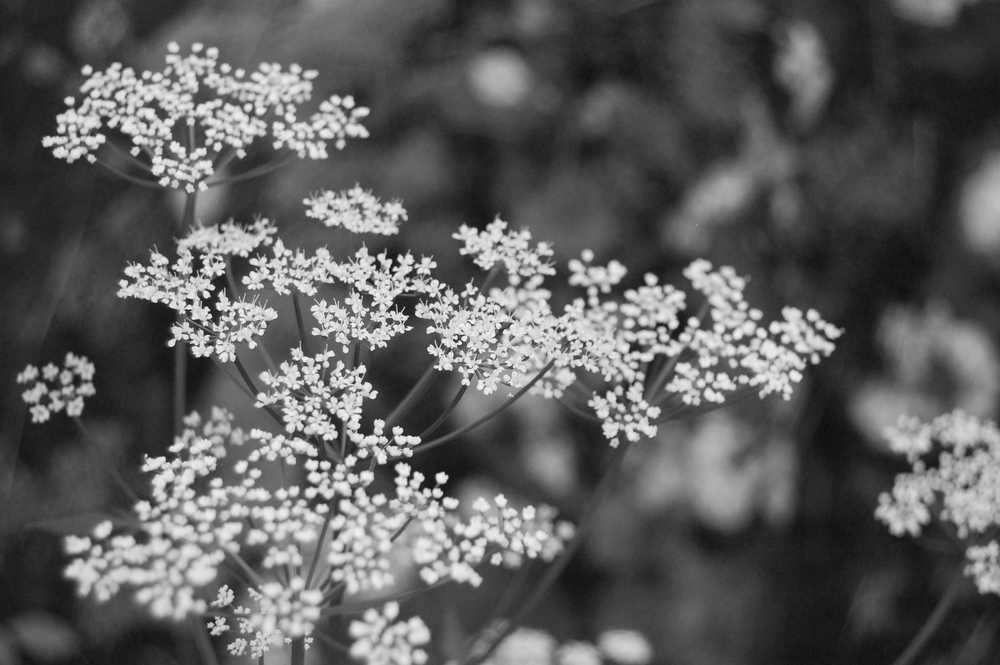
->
42, 42, 369, 192
876, 409, 1000, 594
18, 352, 96, 423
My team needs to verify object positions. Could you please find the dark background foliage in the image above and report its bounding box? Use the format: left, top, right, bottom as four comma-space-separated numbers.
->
4, 0, 1000, 663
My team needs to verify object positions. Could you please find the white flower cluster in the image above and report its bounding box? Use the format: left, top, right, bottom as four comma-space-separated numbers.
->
484, 627, 653, 665
64, 409, 244, 621
60, 407, 568, 656
304, 185, 406, 236
412, 493, 573, 587
433, 223, 841, 445
348, 601, 431, 665
118, 218, 279, 362
256, 346, 379, 445
17, 352, 96, 423
118, 197, 839, 446
210, 584, 319, 658
42, 42, 369, 192
876, 410, 1000, 594
454, 218, 556, 286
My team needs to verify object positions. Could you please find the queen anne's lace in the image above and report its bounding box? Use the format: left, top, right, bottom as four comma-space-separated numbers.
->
42, 42, 368, 192
877, 410, 1000, 594
304, 185, 406, 236
118, 219, 279, 362
36, 42, 844, 662
17, 352, 96, 423
61, 406, 570, 656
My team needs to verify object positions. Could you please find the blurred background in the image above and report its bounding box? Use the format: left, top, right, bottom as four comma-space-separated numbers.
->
4, 0, 1000, 663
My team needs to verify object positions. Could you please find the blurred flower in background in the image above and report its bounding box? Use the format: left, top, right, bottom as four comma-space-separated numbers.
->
960, 149, 1000, 261
849, 303, 1000, 450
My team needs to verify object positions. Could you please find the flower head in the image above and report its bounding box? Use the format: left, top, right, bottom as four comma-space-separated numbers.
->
43, 42, 369, 192
877, 410, 1000, 594
18, 352, 96, 422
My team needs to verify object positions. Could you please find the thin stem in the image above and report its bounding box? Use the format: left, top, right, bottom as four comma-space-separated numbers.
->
107, 141, 155, 173
173, 340, 186, 437
889, 569, 966, 665
225, 256, 241, 299
462, 440, 632, 665
189, 615, 221, 665
384, 364, 439, 432
412, 360, 556, 455
94, 159, 162, 188
555, 394, 602, 423
226, 549, 266, 588
479, 263, 503, 293
305, 510, 333, 589
290, 636, 305, 665
205, 152, 297, 187
292, 292, 312, 358
315, 632, 351, 657
212, 147, 239, 174
319, 579, 450, 616
72, 418, 142, 505
182, 189, 199, 231
210, 356, 256, 401
418, 383, 469, 439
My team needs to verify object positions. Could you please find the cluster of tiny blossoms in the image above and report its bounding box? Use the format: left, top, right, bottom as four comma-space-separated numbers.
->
482, 627, 653, 665
42, 42, 369, 192
876, 410, 1000, 594
117, 204, 840, 447
348, 601, 431, 665
17, 352, 95, 423
57, 404, 570, 656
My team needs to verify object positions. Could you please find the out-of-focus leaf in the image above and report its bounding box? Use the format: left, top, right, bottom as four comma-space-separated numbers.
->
0, 629, 22, 665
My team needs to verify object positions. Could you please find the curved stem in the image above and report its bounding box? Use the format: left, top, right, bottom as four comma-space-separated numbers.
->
94, 158, 162, 188
189, 615, 221, 665
226, 549, 266, 588
384, 364, 439, 432
463, 440, 632, 665
319, 579, 451, 616
555, 394, 602, 423
107, 141, 154, 173
205, 152, 297, 187
418, 383, 469, 439
889, 569, 966, 665
72, 418, 141, 505
173, 340, 186, 437
293, 292, 312, 358
411, 360, 556, 455
305, 510, 333, 590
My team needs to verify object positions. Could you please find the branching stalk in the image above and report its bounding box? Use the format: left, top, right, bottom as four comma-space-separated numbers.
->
412, 360, 556, 454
